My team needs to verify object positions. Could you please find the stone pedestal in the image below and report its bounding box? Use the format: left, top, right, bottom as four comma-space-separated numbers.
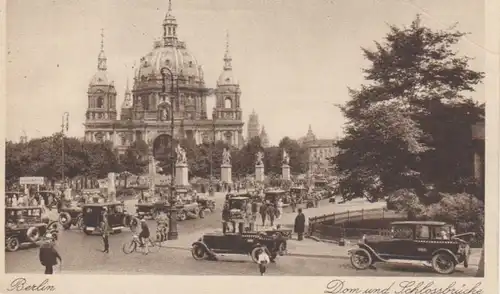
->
255, 164, 265, 182
175, 163, 189, 187
221, 164, 232, 184
282, 164, 291, 181
107, 172, 116, 202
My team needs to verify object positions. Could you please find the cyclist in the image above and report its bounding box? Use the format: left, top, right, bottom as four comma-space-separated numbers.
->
138, 219, 150, 248
156, 211, 168, 242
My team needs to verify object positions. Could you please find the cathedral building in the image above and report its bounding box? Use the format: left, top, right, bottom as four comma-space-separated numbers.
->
83, 2, 244, 153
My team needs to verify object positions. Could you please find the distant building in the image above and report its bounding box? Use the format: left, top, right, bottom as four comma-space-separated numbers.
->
298, 125, 337, 175
260, 126, 270, 148
247, 110, 260, 140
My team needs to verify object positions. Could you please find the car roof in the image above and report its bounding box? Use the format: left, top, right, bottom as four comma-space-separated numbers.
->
265, 190, 286, 194
229, 196, 249, 200
391, 221, 448, 226
6, 206, 42, 210
83, 201, 123, 207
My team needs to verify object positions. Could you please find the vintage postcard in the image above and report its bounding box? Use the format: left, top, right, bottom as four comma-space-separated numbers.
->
1, 0, 498, 293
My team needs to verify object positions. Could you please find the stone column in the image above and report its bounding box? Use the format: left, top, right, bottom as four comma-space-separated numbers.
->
282, 164, 291, 181
175, 163, 189, 187
255, 164, 265, 182
148, 155, 156, 197
221, 164, 232, 184
107, 172, 116, 202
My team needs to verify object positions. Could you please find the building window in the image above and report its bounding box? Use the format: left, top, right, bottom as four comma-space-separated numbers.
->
224, 97, 232, 109
97, 97, 104, 108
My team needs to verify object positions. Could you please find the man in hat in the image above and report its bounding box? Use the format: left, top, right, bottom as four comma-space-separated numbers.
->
39, 234, 62, 274
101, 207, 110, 253
294, 208, 306, 241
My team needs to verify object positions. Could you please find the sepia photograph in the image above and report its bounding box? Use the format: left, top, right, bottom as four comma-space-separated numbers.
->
2, 0, 498, 292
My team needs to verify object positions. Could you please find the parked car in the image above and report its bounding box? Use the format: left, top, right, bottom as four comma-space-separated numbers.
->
58, 205, 83, 230
349, 221, 474, 274
5, 206, 58, 252
176, 201, 203, 221
191, 231, 287, 263
289, 186, 307, 204
196, 196, 216, 215
81, 202, 132, 235
264, 189, 286, 206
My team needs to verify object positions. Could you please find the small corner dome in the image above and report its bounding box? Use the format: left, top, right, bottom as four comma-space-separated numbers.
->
217, 70, 238, 86
89, 71, 110, 86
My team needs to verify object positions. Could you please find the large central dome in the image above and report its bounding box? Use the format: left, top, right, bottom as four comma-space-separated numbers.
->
135, 41, 204, 84
134, 3, 204, 87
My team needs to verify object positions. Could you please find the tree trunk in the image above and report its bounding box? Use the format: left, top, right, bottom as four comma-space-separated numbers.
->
475, 247, 484, 277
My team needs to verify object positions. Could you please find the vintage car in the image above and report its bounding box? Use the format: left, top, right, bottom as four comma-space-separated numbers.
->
58, 203, 83, 230
264, 189, 286, 205
289, 186, 307, 204
5, 206, 59, 252
196, 196, 216, 214
349, 221, 474, 274
176, 200, 204, 221
81, 202, 132, 235
135, 202, 157, 219
191, 231, 287, 263
38, 190, 59, 208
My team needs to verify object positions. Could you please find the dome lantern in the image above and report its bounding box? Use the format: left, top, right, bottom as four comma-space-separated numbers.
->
162, 0, 178, 47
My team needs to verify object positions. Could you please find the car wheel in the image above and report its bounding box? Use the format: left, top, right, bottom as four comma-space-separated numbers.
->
350, 248, 373, 270
58, 212, 72, 227
26, 226, 41, 243
431, 252, 456, 274
177, 211, 187, 222
62, 223, 71, 230
251, 246, 265, 264
6, 237, 20, 252
47, 221, 59, 232
277, 241, 287, 256
191, 244, 206, 260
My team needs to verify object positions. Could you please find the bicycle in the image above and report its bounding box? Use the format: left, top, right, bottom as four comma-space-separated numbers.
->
122, 235, 160, 255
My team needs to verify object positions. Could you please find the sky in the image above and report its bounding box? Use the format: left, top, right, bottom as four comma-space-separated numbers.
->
6, 0, 486, 145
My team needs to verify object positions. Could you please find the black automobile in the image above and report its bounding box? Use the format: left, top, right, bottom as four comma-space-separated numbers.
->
81, 202, 132, 235
5, 206, 58, 252
349, 221, 475, 274
191, 231, 287, 263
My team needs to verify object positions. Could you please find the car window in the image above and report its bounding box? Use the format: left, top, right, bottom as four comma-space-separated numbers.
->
391, 226, 414, 239
416, 225, 430, 239
432, 226, 450, 240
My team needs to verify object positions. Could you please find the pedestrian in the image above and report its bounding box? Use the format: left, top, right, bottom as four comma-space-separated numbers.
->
294, 208, 305, 241
257, 248, 270, 276
277, 198, 283, 220
259, 202, 267, 226
222, 203, 230, 234
101, 207, 110, 253
267, 205, 276, 227
39, 234, 62, 274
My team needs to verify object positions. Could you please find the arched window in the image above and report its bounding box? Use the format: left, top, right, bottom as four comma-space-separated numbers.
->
224, 97, 232, 109
97, 97, 104, 108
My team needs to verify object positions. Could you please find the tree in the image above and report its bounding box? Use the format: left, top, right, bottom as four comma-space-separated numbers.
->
278, 137, 309, 174
333, 15, 484, 202
119, 139, 149, 175
233, 136, 263, 177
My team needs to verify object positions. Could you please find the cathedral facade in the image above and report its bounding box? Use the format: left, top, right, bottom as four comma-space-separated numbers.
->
83, 3, 244, 153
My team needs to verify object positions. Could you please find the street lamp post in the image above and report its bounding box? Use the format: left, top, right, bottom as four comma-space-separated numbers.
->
61, 112, 69, 186
161, 67, 178, 240
209, 111, 216, 196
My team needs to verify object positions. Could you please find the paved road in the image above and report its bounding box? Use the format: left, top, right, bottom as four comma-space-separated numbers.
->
6, 246, 477, 277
